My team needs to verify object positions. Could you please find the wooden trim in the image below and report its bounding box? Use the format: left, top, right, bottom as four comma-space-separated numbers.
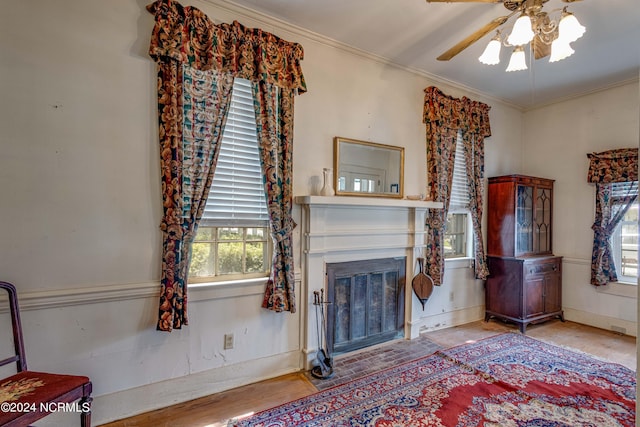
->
10, 282, 159, 312
6, 275, 301, 312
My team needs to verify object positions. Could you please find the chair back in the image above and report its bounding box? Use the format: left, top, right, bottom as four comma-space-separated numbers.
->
0, 281, 27, 372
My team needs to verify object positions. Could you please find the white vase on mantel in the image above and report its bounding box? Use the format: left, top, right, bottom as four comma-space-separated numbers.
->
320, 168, 335, 196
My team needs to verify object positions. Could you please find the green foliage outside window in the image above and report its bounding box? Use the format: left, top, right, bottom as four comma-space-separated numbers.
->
189, 227, 270, 280
444, 213, 467, 258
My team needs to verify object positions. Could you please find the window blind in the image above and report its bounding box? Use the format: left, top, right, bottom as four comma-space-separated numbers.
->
611, 181, 638, 200
449, 132, 469, 210
201, 78, 269, 227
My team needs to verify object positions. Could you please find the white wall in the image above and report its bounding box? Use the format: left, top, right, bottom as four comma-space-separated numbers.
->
522, 81, 640, 336
0, 0, 524, 425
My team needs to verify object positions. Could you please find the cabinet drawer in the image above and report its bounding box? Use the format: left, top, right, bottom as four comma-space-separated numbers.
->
524, 259, 560, 276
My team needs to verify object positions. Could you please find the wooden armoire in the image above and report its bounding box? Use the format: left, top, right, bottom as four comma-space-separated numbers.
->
485, 175, 564, 333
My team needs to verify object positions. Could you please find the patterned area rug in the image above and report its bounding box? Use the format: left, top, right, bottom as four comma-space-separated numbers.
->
231, 333, 636, 426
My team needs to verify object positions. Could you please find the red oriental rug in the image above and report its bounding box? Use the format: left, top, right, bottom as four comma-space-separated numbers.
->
230, 333, 635, 426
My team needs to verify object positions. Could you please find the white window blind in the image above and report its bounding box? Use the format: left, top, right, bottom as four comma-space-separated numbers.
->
611, 181, 638, 201
201, 78, 269, 227
449, 132, 469, 210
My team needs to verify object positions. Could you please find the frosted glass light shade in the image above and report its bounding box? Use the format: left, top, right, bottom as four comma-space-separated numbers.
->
507, 15, 534, 46
549, 38, 575, 62
558, 12, 585, 43
505, 47, 527, 72
479, 38, 502, 65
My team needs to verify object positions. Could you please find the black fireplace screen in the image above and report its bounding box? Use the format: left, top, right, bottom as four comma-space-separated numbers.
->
326, 257, 405, 355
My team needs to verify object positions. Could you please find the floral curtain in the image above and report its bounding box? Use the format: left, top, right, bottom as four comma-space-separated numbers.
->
587, 148, 638, 286
253, 81, 297, 312
148, 0, 306, 330
461, 102, 491, 281
423, 87, 491, 285
157, 64, 234, 332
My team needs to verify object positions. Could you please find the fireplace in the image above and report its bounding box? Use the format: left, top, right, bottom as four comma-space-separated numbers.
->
326, 257, 406, 355
295, 195, 442, 367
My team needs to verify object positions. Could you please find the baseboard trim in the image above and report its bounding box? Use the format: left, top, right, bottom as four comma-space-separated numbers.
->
413, 305, 485, 334
93, 350, 302, 425
563, 307, 637, 337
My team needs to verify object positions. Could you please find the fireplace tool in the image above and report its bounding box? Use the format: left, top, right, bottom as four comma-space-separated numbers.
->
412, 257, 434, 310
311, 289, 333, 379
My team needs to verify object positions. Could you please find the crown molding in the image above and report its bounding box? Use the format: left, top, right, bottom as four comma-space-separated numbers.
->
191, 0, 639, 112
523, 77, 640, 112
194, 0, 523, 110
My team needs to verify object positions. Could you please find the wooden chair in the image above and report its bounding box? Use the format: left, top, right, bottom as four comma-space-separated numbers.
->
0, 281, 92, 427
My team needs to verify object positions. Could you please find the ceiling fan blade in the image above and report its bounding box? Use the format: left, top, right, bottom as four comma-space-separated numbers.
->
436, 14, 514, 61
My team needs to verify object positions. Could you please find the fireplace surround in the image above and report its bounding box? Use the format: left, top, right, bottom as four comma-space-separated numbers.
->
295, 195, 442, 367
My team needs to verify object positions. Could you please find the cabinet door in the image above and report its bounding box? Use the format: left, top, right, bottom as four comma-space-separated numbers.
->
534, 187, 553, 254
516, 185, 534, 256
486, 257, 524, 319
523, 275, 545, 318
544, 271, 562, 313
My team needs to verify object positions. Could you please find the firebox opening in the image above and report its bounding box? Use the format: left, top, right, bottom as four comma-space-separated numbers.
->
326, 257, 406, 356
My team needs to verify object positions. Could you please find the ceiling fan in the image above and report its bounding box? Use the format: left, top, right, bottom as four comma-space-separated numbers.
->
427, 0, 583, 62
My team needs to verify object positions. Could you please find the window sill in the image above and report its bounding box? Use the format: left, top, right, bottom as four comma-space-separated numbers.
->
188, 277, 269, 302
189, 276, 269, 288
445, 257, 474, 270
597, 280, 638, 298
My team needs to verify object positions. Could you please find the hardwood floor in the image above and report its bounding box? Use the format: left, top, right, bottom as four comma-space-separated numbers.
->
99, 320, 636, 427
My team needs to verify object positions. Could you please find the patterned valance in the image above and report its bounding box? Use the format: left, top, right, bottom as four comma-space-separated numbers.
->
587, 148, 638, 183
423, 86, 491, 138
146, 0, 307, 93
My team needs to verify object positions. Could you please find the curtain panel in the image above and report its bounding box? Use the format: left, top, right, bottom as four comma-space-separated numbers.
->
157, 65, 234, 332
587, 148, 638, 286
423, 87, 491, 285
147, 0, 305, 331
253, 81, 297, 312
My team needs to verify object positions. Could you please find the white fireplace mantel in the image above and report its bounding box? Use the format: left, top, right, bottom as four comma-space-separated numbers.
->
294, 195, 443, 209
295, 195, 443, 367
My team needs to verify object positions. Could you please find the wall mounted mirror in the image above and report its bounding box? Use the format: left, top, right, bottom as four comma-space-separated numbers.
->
334, 137, 404, 198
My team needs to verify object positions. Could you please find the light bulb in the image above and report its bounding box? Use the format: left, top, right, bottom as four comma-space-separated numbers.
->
558, 11, 585, 43
479, 38, 502, 65
505, 46, 527, 72
507, 14, 534, 46
549, 38, 575, 62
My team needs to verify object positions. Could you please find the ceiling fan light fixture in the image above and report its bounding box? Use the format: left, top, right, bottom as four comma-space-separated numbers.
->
507, 14, 534, 46
549, 38, 575, 63
479, 35, 502, 65
505, 46, 527, 72
558, 10, 586, 43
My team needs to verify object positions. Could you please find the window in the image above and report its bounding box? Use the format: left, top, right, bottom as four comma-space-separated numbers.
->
445, 213, 467, 258
444, 132, 472, 259
189, 78, 271, 281
610, 182, 638, 283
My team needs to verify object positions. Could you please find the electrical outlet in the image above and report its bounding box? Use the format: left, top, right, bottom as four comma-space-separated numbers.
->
449, 291, 454, 302
224, 333, 234, 349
